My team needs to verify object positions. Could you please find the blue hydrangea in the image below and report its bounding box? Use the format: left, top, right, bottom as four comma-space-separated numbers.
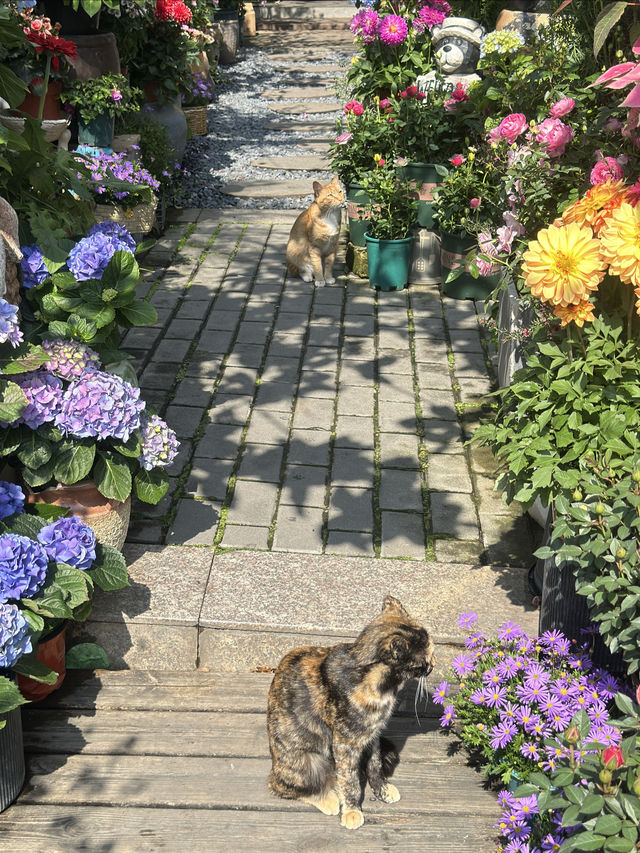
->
0, 298, 23, 347
10, 372, 64, 429
88, 221, 137, 253
0, 533, 48, 602
37, 515, 97, 571
138, 413, 179, 470
0, 602, 32, 667
20, 245, 50, 289
56, 369, 144, 442
67, 232, 134, 282
42, 339, 101, 380
0, 482, 24, 521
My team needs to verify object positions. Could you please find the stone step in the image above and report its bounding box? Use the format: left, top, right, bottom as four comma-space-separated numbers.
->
257, 18, 350, 31
296, 139, 331, 152
257, 1, 353, 20
218, 178, 320, 198
262, 86, 335, 100
268, 100, 340, 115
266, 119, 337, 132
274, 64, 343, 73
71, 547, 537, 672
251, 154, 329, 170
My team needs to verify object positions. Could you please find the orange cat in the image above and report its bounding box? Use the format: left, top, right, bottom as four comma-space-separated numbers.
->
286, 175, 345, 287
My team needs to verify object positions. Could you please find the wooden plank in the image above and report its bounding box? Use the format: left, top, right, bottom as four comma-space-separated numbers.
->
21, 754, 496, 816
0, 805, 495, 852
43, 671, 440, 716
23, 710, 466, 765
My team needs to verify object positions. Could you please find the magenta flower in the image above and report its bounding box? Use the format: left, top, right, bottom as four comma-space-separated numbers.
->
378, 14, 408, 46
497, 113, 528, 144
590, 156, 624, 185
470, 197, 481, 209
536, 117, 574, 157
549, 97, 575, 118
110, 88, 122, 102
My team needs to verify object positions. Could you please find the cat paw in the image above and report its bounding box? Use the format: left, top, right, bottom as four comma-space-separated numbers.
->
301, 272, 313, 282
379, 783, 401, 804
318, 790, 340, 816
314, 280, 326, 287
325, 276, 336, 285
341, 808, 364, 830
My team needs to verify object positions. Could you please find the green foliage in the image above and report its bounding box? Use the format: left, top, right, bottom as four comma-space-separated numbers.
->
432, 150, 501, 235
128, 18, 193, 103
328, 100, 397, 188
63, 73, 142, 123
359, 159, 418, 240
65, 642, 109, 670
473, 315, 640, 509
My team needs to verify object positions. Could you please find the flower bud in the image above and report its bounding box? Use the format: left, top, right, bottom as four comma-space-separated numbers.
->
565, 725, 580, 744
573, 488, 583, 501
616, 546, 627, 559
595, 502, 606, 516
599, 768, 613, 785
633, 467, 640, 483
603, 745, 624, 770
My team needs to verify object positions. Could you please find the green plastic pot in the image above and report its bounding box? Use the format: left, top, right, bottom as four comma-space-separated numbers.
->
346, 182, 371, 248
365, 232, 412, 292
396, 162, 442, 229
440, 229, 500, 300
77, 112, 115, 148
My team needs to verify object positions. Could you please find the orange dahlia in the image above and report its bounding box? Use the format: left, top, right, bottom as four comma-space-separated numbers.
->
552, 300, 595, 327
599, 202, 640, 289
522, 222, 606, 307
562, 181, 627, 229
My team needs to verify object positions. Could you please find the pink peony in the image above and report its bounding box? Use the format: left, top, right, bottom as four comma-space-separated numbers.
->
378, 14, 408, 46
449, 154, 464, 166
497, 113, 528, 144
590, 156, 624, 185
549, 97, 575, 118
536, 117, 574, 157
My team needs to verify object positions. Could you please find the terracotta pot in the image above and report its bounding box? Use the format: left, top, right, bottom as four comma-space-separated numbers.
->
25, 480, 131, 551
16, 79, 62, 120
17, 623, 67, 702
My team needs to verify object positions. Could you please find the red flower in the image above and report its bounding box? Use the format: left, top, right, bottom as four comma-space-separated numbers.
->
406, 84, 418, 98
26, 31, 77, 71
450, 154, 464, 166
155, 0, 192, 23
603, 746, 624, 769
416, 91, 425, 101
399, 90, 408, 99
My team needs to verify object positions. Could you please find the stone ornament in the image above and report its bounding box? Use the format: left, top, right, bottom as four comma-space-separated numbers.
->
417, 16, 485, 91
0, 196, 22, 306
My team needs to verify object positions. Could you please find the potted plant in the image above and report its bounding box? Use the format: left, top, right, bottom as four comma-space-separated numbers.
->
360, 156, 418, 291
181, 71, 214, 137
63, 72, 142, 148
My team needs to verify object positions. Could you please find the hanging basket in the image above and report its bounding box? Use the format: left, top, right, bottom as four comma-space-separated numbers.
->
94, 200, 157, 235
183, 105, 208, 136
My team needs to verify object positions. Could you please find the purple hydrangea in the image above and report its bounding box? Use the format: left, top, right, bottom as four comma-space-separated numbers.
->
56, 369, 144, 442
67, 232, 134, 282
0, 533, 48, 601
42, 339, 101, 380
37, 515, 97, 571
137, 413, 179, 471
0, 481, 24, 520
20, 244, 49, 289
0, 602, 32, 667
88, 221, 137, 253
0, 298, 23, 348
9, 372, 64, 429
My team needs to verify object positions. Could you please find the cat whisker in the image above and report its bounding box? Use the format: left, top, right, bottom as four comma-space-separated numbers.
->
414, 675, 429, 726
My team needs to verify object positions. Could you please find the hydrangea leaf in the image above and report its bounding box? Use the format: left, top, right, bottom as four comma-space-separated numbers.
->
16, 433, 51, 470
117, 301, 158, 328
0, 676, 28, 714
46, 564, 92, 610
20, 609, 44, 634
93, 451, 132, 502
134, 468, 169, 505
52, 442, 95, 485
89, 542, 129, 591
112, 433, 142, 459
0, 425, 24, 456
66, 315, 98, 343
1, 513, 46, 538
73, 303, 116, 330
0, 380, 28, 424
21, 459, 54, 489
21, 586, 73, 619
12, 654, 59, 684
1, 345, 48, 375
65, 642, 109, 670
101, 250, 138, 292
51, 270, 79, 290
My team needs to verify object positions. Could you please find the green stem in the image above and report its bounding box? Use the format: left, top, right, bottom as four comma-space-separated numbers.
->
576, 326, 587, 359
37, 52, 52, 123
566, 326, 573, 364
627, 284, 634, 342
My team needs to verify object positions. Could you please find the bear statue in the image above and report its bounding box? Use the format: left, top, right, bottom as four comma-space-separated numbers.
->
417, 17, 485, 92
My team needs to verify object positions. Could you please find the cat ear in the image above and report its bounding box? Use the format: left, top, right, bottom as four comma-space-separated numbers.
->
312, 181, 322, 197
382, 595, 408, 614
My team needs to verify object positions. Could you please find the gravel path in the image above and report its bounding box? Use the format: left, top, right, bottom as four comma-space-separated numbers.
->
180, 42, 352, 209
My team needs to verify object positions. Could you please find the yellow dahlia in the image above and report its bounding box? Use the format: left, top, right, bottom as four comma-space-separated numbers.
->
552, 300, 595, 327
599, 202, 640, 289
522, 222, 606, 307
562, 181, 627, 229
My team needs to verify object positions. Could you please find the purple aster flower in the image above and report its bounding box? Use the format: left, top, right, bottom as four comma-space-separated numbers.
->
499, 701, 518, 722
483, 685, 508, 708
432, 681, 449, 705
489, 719, 517, 749
463, 630, 486, 650
458, 611, 478, 629
20, 244, 49, 289
541, 834, 564, 852
42, 339, 101, 380
516, 682, 550, 705
482, 666, 503, 686
594, 672, 620, 700
540, 693, 566, 718
508, 822, 532, 842
451, 653, 476, 677
0, 299, 23, 347
56, 370, 144, 442
470, 687, 488, 705
0, 533, 48, 601
587, 701, 608, 724
9, 372, 63, 429
497, 790, 516, 808
504, 839, 531, 853
440, 704, 456, 726
378, 14, 408, 45
497, 656, 520, 678
548, 708, 573, 732
515, 704, 534, 726
540, 629, 571, 655
88, 221, 136, 253
0, 482, 24, 520
137, 413, 179, 471
498, 620, 523, 642
37, 516, 97, 571
0, 602, 32, 667
523, 662, 548, 683
67, 232, 134, 282
591, 724, 622, 746
512, 794, 538, 821
520, 741, 539, 760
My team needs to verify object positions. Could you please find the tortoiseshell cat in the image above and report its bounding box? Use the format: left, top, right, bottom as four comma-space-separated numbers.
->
286, 175, 344, 287
267, 596, 435, 829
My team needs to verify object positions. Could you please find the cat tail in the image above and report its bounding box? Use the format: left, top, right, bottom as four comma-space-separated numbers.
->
380, 736, 400, 778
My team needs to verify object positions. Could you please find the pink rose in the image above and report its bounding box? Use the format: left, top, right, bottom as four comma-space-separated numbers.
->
549, 97, 575, 118
487, 126, 502, 144
379, 98, 391, 112
30, 19, 43, 31
590, 156, 624, 185
335, 132, 352, 144
416, 91, 425, 101
470, 198, 481, 209
450, 154, 464, 166
536, 117, 574, 157
352, 102, 364, 117
496, 225, 516, 252
497, 113, 528, 144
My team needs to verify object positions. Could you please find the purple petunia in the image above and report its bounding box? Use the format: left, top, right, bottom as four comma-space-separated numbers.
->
9, 372, 64, 429
37, 515, 97, 571
42, 339, 101, 381
20, 244, 49, 289
0, 602, 32, 667
0, 482, 24, 521
0, 298, 23, 347
0, 533, 48, 601
67, 232, 135, 282
56, 370, 144, 442
378, 13, 408, 45
137, 413, 179, 471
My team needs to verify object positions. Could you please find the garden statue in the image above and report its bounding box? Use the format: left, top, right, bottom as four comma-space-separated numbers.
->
417, 17, 485, 91
0, 197, 22, 306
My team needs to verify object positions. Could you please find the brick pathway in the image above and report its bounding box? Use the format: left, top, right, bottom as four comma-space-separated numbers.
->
125, 210, 537, 567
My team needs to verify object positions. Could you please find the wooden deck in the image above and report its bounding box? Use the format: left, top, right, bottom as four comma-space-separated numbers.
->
0, 670, 497, 851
